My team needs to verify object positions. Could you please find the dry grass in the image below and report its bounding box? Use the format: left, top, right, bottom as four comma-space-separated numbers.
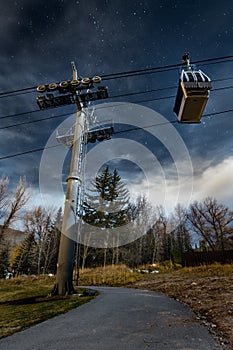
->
79, 264, 142, 286
132, 263, 233, 349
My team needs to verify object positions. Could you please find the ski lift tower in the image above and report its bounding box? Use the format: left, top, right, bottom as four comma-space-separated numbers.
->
36, 63, 109, 295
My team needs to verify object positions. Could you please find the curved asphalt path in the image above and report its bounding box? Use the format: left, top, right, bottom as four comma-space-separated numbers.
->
0, 287, 220, 350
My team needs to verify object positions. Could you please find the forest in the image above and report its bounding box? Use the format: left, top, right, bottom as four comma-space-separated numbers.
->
1, 167, 233, 278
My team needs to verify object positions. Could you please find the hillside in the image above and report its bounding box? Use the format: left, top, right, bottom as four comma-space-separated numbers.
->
132, 265, 233, 350
0, 226, 25, 247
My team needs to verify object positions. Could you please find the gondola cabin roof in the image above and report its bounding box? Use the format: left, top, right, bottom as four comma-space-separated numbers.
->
173, 69, 211, 123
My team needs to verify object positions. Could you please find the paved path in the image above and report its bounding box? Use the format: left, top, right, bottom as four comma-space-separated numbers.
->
0, 287, 220, 350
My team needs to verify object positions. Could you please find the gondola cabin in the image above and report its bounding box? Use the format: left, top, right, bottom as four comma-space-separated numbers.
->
173, 69, 211, 123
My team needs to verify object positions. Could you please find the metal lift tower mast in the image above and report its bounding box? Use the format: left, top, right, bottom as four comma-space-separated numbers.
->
36, 62, 109, 295
54, 63, 84, 295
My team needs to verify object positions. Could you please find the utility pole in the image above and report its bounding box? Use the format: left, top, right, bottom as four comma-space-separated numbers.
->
36, 62, 109, 295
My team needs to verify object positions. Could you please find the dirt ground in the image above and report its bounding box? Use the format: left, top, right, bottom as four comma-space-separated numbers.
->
132, 264, 233, 350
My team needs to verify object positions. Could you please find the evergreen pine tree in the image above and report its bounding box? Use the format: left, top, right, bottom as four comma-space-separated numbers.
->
0, 240, 10, 278
84, 166, 130, 229
83, 166, 131, 265
12, 232, 36, 275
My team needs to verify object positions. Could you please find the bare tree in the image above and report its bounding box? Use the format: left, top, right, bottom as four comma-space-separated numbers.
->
0, 176, 9, 244
188, 197, 233, 251
23, 206, 55, 274
0, 177, 30, 277
80, 232, 93, 270
152, 205, 170, 262
12, 207, 61, 276
44, 207, 62, 274
2, 177, 30, 231
169, 204, 192, 260
0, 176, 9, 213
120, 195, 155, 267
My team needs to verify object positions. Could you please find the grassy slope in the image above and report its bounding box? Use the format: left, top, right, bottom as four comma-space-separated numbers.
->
0, 276, 95, 339
1, 264, 232, 349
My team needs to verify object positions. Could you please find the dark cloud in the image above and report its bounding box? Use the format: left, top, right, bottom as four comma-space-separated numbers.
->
0, 0, 233, 212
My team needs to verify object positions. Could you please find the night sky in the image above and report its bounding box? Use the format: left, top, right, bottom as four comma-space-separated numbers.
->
1, 0, 233, 219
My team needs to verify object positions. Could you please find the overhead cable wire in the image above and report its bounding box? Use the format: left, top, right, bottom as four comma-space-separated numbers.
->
113, 120, 178, 135
202, 109, 233, 118
0, 105, 74, 120
0, 85, 37, 97
102, 59, 233, 81
1, 108, 233, 161
0, 75, 232, 102
1, 54, 233, 97
0, 89, 37, 99
0, 109, 41, 120
0, 86, 176, 120
1, 82, 233, 124
0, 113, 71, 130
114, 109, 233, 135
0, 144, 62, 161
101, 55, 233, 79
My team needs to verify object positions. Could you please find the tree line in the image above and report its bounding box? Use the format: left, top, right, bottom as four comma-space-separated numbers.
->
1, 168, 233, 278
